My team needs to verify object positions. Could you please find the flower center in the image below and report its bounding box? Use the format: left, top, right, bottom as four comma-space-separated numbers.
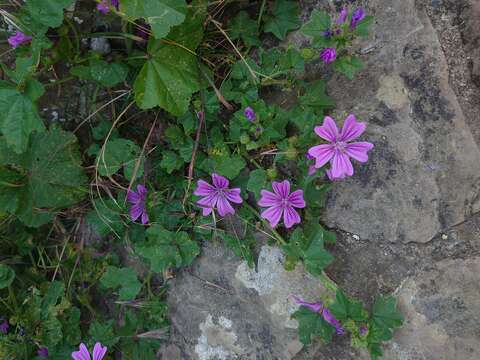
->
333, 141, 347, 153
281, 198, 290, 207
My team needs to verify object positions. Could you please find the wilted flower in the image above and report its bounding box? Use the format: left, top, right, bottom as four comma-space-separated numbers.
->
194, 173, 243, 217
336, 8, 348, 24
308, 115, 374, 181
0, 320, 8, 334
258, 180, 305, 228
323, 29, 334, 38
37, 348, 49, 357
293, 296, 345, 335
72, 342, 107, 360
127, 184, 149, 225
320, 48, 337, 64
7, 31, 32, 48
244, 107, 256, 121
350, 8, 366, 28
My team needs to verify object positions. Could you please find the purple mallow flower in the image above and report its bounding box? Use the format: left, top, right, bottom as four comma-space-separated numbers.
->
359, 326, 368, 337
72, 342, 107, 360
336, 8, 348, 24
305, 153, 317, 176
0, 320, 8, 334
37, 348, 49, 357
127, 184, 149, 225
308, 114, 374, 181
320, 48, 337, 64
7, 31, 32, 48
294, 296, 345, 335
244, 107, 256, 121
194, 173, 243, 217
323, 29, 334, 38
350, 8, 366, 28
258, 180, 305, 228
97, 0, 119, 13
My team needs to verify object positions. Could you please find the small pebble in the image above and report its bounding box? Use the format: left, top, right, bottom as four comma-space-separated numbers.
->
73, 17, 84, 25
441, 233, 448, 240
352, 234, 360, 240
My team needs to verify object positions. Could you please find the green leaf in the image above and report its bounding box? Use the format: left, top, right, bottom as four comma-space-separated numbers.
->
25, 0, 75, 29
0, 127, 87, 227
299, 80, 335, 111
246, 169, 267, 199
264, 0, 301, 40
0, 81, 45, 153
301, 10, 332, 47
0, 264, 15, 289
97, 138, 143, 180
329, 289, 367, 322
71, 60, 128, 87
354, 16, 374, 37
121, 0, 187, 39
219, 232, 255, 268
372, 296, 404, 330
229, 11, 261, 47
133, 7, 204, 115
292, 307, 335, 345
213, 154, 246, 180
100, 266, 142, 301
159, 150, 184, 174
88, 320, 119, 347
135, 225, 200, 273
86, 198, 125, 237
333, 56, 364, 79
0, 167, 24, 214
303, 232, 334, 276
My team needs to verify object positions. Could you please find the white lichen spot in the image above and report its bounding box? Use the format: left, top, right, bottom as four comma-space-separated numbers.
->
73, 16, 84, 25
195, 314, 243, 360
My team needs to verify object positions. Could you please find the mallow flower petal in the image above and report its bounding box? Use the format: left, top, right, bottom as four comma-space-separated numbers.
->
224, 188, 243, 204
288, 190, 306, 208
272, 180, 290, 198
331, 152, 354, 178
129, 204, 144, 221
261, 206, 283, 228
345, 141, 374, 162
216, 196, 235, 216
212, 173, 229, 189
126, 190, 141, 204
92, 343, 108, 360
314, 116, 339, 142
258, 190, 281, 207
71, 343, 91, 360
283, 206, 301, 228
308, 144, 334, 168
194, 180, 216, 196
339, 114, 366, 142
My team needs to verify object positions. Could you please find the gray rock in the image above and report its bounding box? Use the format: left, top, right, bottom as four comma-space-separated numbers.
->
162, 242, 331, 360
384, 257, 480, 360
317, 0, 480, 243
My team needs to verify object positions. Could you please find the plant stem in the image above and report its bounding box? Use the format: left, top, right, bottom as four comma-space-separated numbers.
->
258, 0, 268, 27
319, 271, 338, 293
243, 202, 286, 245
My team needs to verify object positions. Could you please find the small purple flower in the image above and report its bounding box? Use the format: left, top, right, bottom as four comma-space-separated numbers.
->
336, 8, 348, 24
350, 8, 366, 28
258, 180, 305, 228
294, 296, 345, 335
305, 153, 317, 176
359, 326, 368, 337
72, 342, 107, 360
194, 173, 243, 217
7, 31, 32, 48
37, 348, 49, 357
323, 29, 334, 38
308, 115, 374, 181
127, 184, 149, 225
97, 0, 119, 13
320, 48, 337, 64
0, 320, 8, 334
244, 107, 256, 121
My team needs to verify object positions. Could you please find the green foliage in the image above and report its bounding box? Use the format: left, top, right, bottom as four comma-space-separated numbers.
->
247, 169, 267, 199
96, 138, 144, 180
134, 8, 204, 115
301, 10, 332, 47
71, 59, 128, 87
0, 127, 87, 226
292, 306, 336, 345
264, 0, 301, 40
0, 264, 15, 289
100, 266, 142, 300
229, 11, 261, 47
24, 0, 76, 30
135, 225, 200, 273
333, 56, 364, 80
88, 320, 119, 347
218, 231, 256, 268
0, 81, 45, 154
329, 289, 368, 322
121, 0, 188, 39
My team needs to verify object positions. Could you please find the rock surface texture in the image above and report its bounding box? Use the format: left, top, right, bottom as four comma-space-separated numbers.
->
163, 0, 480, 359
